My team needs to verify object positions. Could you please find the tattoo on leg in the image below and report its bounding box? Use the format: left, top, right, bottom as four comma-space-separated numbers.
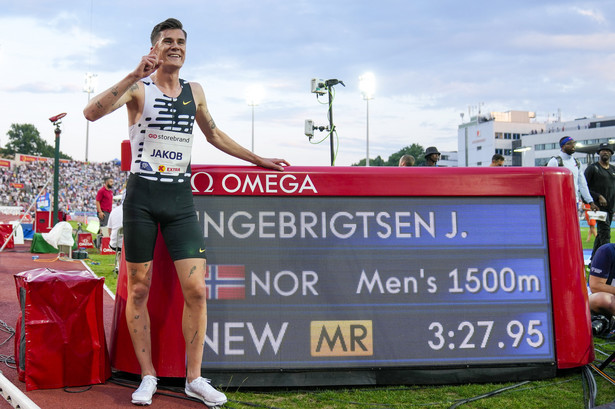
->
130, 268, 137, 277
189, 265, 196, 278
190, 331, 198, 344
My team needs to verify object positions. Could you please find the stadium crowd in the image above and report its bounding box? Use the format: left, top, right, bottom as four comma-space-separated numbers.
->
0, 160, 126, 214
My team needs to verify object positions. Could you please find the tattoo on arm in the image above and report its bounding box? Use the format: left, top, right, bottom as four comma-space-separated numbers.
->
205, 111, 216, 130
95, 101, 103, 110
111, 87, 119, 97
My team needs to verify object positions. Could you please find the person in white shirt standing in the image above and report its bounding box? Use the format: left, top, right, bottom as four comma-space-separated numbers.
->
547, 136, 598, 213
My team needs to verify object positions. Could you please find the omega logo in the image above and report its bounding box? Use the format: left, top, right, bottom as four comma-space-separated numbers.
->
191, 172, 215, 193
191, 172, 317, 195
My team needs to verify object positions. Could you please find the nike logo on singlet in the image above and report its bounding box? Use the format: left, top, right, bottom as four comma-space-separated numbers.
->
183, 100, 192, 105
199, 248, 206, 253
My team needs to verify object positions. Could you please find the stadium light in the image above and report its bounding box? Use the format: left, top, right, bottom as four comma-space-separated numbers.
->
246, 85, 265, 153
359, 72, 375, 166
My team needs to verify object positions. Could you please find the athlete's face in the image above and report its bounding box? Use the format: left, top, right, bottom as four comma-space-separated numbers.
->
153, 29, 186, 68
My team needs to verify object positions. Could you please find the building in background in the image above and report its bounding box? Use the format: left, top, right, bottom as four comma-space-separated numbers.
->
515, 116, 615, 169
438, 151, 458, 167
458, 110, 544, 167
457, 110, 615, 169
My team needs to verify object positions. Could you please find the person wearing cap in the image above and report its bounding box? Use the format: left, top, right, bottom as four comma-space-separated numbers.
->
424, 146, 441, 166
585, 142, 615, 259
546, 136, 597, 212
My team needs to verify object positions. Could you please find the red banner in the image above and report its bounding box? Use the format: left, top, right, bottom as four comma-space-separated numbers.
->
19, 154, 48, 162
10, 183, 24, 189
0, 159, 10, 168
18, 154, 70, 163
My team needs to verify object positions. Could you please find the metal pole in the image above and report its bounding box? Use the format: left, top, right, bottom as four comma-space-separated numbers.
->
85, 91, 91, 161
251, 104, 255, 153
328, 87, 334, 166
365, 98, 370, 166
53, 125, 61, 225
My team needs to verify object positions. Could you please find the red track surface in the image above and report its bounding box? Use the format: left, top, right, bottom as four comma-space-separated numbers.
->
0, 238, 209, 408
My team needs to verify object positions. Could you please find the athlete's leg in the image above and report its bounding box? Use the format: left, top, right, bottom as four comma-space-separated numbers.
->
174, 257, 208, 382
590, 292, 615, 317
125, 260, 157, 377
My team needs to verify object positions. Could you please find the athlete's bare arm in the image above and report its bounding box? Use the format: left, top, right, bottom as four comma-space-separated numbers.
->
83, 41, 163, 124
192, 82, 289, 171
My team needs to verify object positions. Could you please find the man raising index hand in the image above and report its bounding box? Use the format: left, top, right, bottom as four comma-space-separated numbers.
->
84, 18, 289, 407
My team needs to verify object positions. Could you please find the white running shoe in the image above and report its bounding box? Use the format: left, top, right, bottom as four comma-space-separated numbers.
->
131, 375, 157, 406
185, 377, 227, 406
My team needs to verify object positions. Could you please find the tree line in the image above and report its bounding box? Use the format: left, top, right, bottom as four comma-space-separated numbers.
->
1, 122, 426, 166
1, 123, 72, 160
352, 143, 426, 166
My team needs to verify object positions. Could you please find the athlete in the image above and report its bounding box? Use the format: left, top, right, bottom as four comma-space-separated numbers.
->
83, 18, 288, 407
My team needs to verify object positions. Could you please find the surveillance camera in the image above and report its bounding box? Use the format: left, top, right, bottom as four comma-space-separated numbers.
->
304, 119, 314, 138
310, 79, 326, 95
49, 113, 67, 123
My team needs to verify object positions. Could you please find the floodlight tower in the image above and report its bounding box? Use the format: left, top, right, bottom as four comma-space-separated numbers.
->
246, 84, 265, 153
83, 72, 97, 162
359, 72, 375, 166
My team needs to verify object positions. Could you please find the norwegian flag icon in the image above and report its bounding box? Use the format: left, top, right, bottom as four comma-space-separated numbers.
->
205, 265, 245, 300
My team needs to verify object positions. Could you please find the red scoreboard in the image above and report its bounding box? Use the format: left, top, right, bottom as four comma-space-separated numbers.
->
111, 165, 593, 387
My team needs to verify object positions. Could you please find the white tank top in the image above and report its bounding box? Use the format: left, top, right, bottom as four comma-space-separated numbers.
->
129, 77, 196, 183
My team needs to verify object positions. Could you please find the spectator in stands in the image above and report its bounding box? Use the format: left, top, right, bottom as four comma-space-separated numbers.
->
0, 160, 126, 214
96, 177, 114, 226
36, 186, 50, 211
